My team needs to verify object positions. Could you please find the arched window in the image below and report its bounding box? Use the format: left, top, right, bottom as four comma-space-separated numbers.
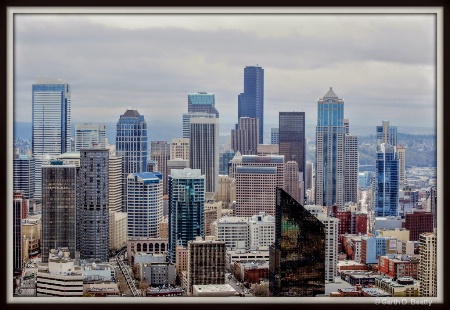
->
137, 243, 141, 252
143, 243, 147, 251
161, 243, 165, 252
149, 243, 153, 252
155, 243, 159, 253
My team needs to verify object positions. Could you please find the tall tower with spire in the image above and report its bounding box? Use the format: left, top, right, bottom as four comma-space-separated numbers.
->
315, 87, 345, 207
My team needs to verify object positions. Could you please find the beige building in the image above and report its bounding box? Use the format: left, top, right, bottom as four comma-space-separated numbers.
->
284, 160, 301, 203
204, 196, 222, 236
170, 138, 190, 163
419, 232, 437, 297
108, 154, 123, 212
109, 211, 128, 252
158, 215, 168, 239
22, 217, 41, 259
257, 144, 279, 156
378, 228, 410, 243
216, 175, 236, 209
175, 245, 188, 275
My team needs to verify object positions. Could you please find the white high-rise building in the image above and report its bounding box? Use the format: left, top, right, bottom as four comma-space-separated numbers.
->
108, 154, 123, 213
418, 232, 437, 297
344, 133, 359, 204
127, 172, 163, 238
305, 205, 339, 282
189, 117, 219, 193
32, 77, 71, 202
74, 123, 106, 151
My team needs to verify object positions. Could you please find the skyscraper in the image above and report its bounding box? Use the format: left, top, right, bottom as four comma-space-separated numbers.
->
170, 138, 190, 164
127, 172, 163, 238
284, 161, 301, 203
397, 144, 406, 186
238, 65, 264, 144
315, 87, 345, 207
189, 117, 219, 193
418, 232, 437, 297
108, 154, 123, 213
231, 117, 259, 155
344, 133, 359, 204
269, 188, 325, 296
32, 77, 71, 202
13, 154, 35, 200
279, 112, 306, 190
116, 109, 147, 211
74, 123, 106, 151
182, 112, 216, 139
13, 192, 23, 275
168, 168, 205, 263
77, 147, 109, 261
187, 92, 219, 117
41, 161, 76, 263
271, 128, 279, 145
377, 120, 397, 148
151, 141, 170, 195
375, 143, 399, 217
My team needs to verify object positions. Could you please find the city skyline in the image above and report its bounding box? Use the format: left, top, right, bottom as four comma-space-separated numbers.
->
11, 9, 437, 131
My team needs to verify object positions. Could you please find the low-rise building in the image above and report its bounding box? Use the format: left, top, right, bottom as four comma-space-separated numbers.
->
192, 284, 237, 297
376, 276, 420, 297
378, 254, 420, 279
226, 249, 269, 271
233, 260, 269, 283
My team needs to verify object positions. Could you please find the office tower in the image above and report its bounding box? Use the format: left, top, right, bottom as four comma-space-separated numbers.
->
14, 191, 28, 219
13, 154, 35, 200
108, 154, 123, 213
74, 123, 106, 151
41, 161, 76, 263
168, 168, 205, 263
182, 112, 216, 139
219, 151, 235, 175
397, 144, 406, 186
305, 160, 313, 190
170, 138, 190, 163
279, 112, 306, 188
344, 133, 359, 204
235, 166, 277, 217
116, 109, 147, 211
315, 87, 345, 207
238, 65, 264, 144
377, 120, 397, 148
271, 128, 279, 145
228, 151, 242, 179
13, 192, 24, 275
187, 92, 219, 117
77, 147, 109, 261
189, 117, 219, 193
418, 232, 437, 297
151, 141, 170, 195
231, 117, 259, 155
257, 144, 279, 156
32, 77, 71, 202
167, 159, 189, 176
187, 236, 226, 294
375, 143, 399, 217
109, 211, 128, 253
146, 160, 156, 172
430, 186, 437, 230
237, 155, 285, 188
284, 161, 301, 203
269, 188, 325, 296
127, 172, 163, 238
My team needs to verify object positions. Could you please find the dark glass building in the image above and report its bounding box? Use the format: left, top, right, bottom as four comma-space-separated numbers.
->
269, 187, 325, 296
279, 112, 306, 189
41, 161, 77, 263
238, 66, 264, 144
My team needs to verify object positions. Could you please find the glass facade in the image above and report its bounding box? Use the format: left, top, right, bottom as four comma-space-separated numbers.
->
116, 109, 147, 211
187, 92, 219, 117
168, 169, 205, 263
32, 79, 71, 202
13, 195, 23, 275
269, 188, 325, 297
315, 88, 345, 207
41, 162, 77, 263
279, 112, 306, 191
238, 66, 264, 144
376, 143, 399, 217
13, 155, 35, 200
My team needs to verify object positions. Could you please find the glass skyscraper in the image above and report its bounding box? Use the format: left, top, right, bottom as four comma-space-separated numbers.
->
269, 187, 325, 296
279, 112, 306, 192
32, 78, 71, 202
74, 123, 106, 151
168, 168, 205, 263
375, 143, 399, 217
238, 65, 264, 144
116, 109, 148, 212
13, 154, 35, 200
315, 87, 345, 207
41, 161, 77, 263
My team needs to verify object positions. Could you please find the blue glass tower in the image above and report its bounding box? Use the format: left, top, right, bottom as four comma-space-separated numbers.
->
238, 66, 264, 144
116, 109, 148, 212
168, 168, 205, 263
32, 78, 71, 202
375, 143, 399, 217
315, 87, 345, 207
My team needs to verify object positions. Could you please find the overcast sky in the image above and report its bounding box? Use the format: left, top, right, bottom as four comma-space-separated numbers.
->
12, 9, 438, 132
